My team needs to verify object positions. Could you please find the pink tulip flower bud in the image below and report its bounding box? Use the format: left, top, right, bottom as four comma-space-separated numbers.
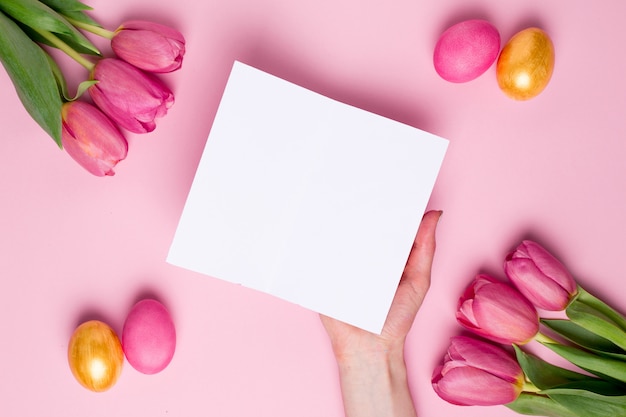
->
111, 20, 185, 73
432, 336, 524, 406
61, 101, 128, 176
504, 240, 578, 311
456, 274, 539, 345
89, 58, 174, 134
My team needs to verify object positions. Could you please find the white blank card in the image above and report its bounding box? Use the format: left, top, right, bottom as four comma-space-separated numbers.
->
167, 61, 448, 334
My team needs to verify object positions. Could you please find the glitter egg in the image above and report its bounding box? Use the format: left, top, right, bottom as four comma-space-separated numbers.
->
68, 320, 124, 392
496, 27, 555, 100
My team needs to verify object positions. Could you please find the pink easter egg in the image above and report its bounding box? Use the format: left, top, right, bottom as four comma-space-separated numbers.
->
433, 19, 500, 83
122, 299, 176, 374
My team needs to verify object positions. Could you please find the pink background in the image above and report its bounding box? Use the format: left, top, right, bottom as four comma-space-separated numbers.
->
1, 0, 625, 415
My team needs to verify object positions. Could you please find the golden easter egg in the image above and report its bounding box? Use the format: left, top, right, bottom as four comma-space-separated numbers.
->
68, 320, 124, 392
496, 28, 555, 100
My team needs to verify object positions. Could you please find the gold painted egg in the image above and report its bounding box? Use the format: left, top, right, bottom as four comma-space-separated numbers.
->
68, 320, 124, 392
496, 28, 555, 100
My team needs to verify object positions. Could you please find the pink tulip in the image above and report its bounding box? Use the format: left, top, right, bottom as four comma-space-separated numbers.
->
61, 101, 128, 176
432, 336, 524, 406
111, 20, 185, 73
504, 240, 578, 311
89, 58, 174, 133
457, 274, 539, 345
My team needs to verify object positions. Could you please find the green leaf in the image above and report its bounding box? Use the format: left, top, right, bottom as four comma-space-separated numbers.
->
540, 341, 626, 384
57, 9, 100, 27
38, 0, 93, 12
575, 286, 626, 332
45, 51, 68, 98
73, 80, 98, 99
17, 20, 100, 55
0, 11, 62, 146
542, 319, 626, 360
38, 0, 102, 28
514, 345, 591, 390
0, 0, 99, 55
567, 298, 626, 350
45, 52, 95, 101
506, 392, 580, 417
541, 388, 626, 417
552, 379, 626, 396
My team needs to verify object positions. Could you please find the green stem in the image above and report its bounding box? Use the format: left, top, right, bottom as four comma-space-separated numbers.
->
522, 379, 541, 393
34, 28, 94, 71
66, 17, 115, 39
534, 331, 559, 345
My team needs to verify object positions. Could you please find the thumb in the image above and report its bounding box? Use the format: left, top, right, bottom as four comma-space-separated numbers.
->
383, 210, 442, 338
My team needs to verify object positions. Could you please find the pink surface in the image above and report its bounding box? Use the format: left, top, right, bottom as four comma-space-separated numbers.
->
1, 0, 625, 416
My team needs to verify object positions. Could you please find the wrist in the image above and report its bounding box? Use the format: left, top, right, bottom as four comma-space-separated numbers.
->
335, 346, 417, 417
335, 343, 405, 374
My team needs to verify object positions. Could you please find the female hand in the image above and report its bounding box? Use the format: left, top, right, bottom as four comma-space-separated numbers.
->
321, 210, 441, 417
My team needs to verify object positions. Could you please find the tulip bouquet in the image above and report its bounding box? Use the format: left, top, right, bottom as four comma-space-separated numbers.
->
0, 0, 185, 176
432, 240, 626, 417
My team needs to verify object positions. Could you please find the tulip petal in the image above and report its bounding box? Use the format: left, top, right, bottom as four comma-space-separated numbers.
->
61, 101, 127, 176
457, 298, 479, 326
505, 258, 571, 310
89, 58, 174, 133
472, 283, 539, 344
457, 275, 539, 345
112, 20, 185, 73
448, 336, 523, 383
433, 366, 521, 406
119, 20, 185, 44
113, 31, 182, 73
521, 240, 577, 295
